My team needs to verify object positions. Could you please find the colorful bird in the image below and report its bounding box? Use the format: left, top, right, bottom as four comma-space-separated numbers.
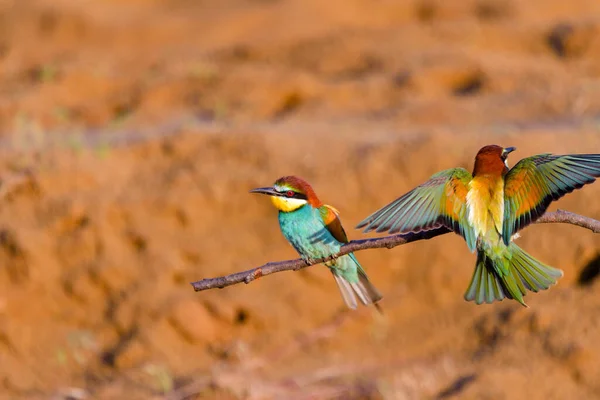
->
250, 176, 382, 309
357, 145, 600, 306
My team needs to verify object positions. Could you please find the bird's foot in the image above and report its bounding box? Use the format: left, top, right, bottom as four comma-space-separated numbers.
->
320, 252, 341, 265
301, 256, 320, 266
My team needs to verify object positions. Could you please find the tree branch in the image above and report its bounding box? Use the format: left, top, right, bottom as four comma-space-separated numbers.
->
190, 210, 600, 292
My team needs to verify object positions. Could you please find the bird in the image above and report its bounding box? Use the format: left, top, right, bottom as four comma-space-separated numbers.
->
356, 145, 600, 306
250, 176, 382, 309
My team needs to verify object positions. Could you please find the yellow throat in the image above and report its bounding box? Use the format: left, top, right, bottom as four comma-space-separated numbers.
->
270, 195, 307, 212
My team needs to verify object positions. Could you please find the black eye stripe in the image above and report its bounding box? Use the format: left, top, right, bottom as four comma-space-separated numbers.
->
276, 190, 307, 200
294, 192, 308, 200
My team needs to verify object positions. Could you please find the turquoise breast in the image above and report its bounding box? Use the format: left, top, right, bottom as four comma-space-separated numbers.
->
278, 205, 342, 259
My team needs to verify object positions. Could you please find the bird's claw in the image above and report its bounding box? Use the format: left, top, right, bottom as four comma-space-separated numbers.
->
302, 256, 319, 265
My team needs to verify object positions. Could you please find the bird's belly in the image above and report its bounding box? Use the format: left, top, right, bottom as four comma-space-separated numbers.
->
278, 210, 341, 259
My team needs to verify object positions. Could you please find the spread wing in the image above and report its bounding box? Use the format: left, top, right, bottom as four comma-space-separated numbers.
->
503, 153, 600, 245
356, 168, 476, 251
319, 204, 349, 244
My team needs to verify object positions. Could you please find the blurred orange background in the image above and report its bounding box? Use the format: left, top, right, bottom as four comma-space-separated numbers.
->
0, 0, 600, 398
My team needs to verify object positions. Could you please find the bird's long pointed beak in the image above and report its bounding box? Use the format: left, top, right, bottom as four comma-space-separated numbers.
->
503, 146, 517, 156
249, 186, 279, 196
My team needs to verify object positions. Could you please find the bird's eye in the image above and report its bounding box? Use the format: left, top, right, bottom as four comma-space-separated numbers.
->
286, 190, 295, 198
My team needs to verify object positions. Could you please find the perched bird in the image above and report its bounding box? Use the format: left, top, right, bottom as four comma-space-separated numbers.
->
250, 176, 382, 309
357, 145, 600, 306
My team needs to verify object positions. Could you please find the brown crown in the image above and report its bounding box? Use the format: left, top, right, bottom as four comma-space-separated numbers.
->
472, 145, 508, 176
274, 176, 322, 207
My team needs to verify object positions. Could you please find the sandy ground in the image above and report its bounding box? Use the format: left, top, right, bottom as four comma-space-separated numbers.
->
0, 0, 600, 399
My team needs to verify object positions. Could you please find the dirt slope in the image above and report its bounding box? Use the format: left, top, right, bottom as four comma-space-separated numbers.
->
0, 0, 599, 399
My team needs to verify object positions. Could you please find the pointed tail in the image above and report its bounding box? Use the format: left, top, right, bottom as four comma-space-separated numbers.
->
331, 255, 382, 309
464, 244, 563, 306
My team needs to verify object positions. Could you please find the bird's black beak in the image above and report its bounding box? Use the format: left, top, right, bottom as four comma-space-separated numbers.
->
502, 146, 516, 158
249, 186, 279, 196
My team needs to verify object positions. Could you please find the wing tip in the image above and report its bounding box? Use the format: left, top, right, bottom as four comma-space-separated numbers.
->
355, 221, 368, 230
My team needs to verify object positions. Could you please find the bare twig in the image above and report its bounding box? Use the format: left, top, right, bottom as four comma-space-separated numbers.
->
534, 209, 600, 233
190, 210, 600, 292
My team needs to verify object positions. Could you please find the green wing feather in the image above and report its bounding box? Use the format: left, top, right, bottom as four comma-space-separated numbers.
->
356, 168, 476, 251
503, 153, 600, 245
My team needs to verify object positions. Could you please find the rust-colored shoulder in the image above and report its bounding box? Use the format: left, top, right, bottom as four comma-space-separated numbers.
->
319, 204, 349, 243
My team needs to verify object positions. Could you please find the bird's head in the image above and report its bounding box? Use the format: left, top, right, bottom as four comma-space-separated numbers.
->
250, 176, 321, 212
472, 145, 516, 176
